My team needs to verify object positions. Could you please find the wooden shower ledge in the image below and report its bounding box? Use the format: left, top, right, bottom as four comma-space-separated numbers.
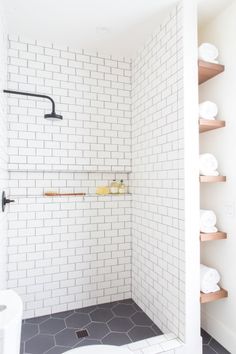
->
199, 119, 225, 133
200, 231, 227, 242
198, 60, 225, 84
199, 176, 226, 183
44, 192, 86, 196
200, 288, 228, 304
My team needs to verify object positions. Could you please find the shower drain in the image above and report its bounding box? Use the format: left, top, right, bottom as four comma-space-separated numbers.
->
76, 329, 89, 339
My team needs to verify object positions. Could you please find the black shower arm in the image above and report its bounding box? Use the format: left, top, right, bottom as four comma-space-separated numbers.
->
3, 89, 56, 114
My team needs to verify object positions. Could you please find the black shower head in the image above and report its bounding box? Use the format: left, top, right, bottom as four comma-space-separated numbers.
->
3, 90, 63, 121
44, 112, 63, 120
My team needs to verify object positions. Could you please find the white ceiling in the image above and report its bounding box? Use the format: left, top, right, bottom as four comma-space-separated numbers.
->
2, 0, 234, 58
198, 0, 234, 28
2, 0, 177, 58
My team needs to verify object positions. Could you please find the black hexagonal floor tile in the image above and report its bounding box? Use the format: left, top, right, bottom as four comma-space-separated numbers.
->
152, 324, 163, 336
21, 323, 39, 342
119, 298, 134, 305
25, 334, 54, 354
97, 301, 119, 309
51, 310, 74, 319
131, 312, 154, 326
102, 332, 131, 345
112, 303, 136, 317
108, 317, 134, 332
20, 341, 24, 354
21, 298, 166, 353
66, 312, 91, 329
201, 329, 211, 345
209, 338, 230, 354
24, 315, 51, 325
128, 326, 156, 341
40, 318, 65, 335
86, 322, 110, 339
55, 328, 80, 347
90, 308, 113, 322
203, 345, 218, 354
20, 301, 230, 354
75, 339, 101, 347
132, 302, 143, 312
76, 305, 98, 314
45, 346, 71, 354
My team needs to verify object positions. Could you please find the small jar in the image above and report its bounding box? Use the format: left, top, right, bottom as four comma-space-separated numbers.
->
110, 179, 119, 194
119, 179, 126, 194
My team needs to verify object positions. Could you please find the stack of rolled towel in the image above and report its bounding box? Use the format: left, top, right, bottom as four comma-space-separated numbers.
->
199, 101, 218, 120
200, 264, 221, 294
200, 209, 218, 233
198, 43, 219, 63
199, 153, 219, 176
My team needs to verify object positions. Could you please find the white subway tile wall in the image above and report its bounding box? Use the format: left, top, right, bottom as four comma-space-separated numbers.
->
7, 36, 132, 172
131, 4, 184, 340
0, 7, 8, 290
7, 36, 132, 318
8, 187, 132, 318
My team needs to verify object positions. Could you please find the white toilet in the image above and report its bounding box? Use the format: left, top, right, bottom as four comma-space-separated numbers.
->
64, 345, 132, 354
0, 289, 23, 354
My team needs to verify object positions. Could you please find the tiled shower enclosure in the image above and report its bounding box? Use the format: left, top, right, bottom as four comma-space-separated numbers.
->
3, 2, 187, 353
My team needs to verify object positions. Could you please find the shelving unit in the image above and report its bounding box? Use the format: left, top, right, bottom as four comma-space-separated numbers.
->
199, 119, 225, 133
200, 288, 228, 304
198, 60, 225, 84
200, 231, 227, 242
199, 176, 226, 183
199, 59, 228, 304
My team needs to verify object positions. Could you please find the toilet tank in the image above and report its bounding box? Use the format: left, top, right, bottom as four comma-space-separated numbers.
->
0, 290, 23, 354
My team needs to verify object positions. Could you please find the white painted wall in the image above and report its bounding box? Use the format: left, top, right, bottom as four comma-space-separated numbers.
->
199, 2, 236, 352
0, 1, 8, 290
182, 0, 201, 352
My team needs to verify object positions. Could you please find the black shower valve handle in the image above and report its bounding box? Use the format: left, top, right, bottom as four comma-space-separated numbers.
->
2, 191, 15, 212
5, 198, 15, 204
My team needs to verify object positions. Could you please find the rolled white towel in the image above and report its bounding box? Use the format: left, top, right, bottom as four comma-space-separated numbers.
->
199, 154, 218, 175
201, 226, 218, 233
198, 43, 219, 63
200, 170, 220, 177
200, 209, 218, 233
199, 101, 218, 120
200, 264, 221, 294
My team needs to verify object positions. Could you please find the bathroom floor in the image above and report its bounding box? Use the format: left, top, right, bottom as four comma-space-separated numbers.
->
20, 299, 163, 354
202, 329, 230, 354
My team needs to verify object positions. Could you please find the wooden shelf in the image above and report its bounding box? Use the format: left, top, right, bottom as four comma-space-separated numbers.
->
43, 193, 132, 198
200, 176, 226, 183
199, 119, 225, 133
199, 60, 225, 84
200, 288, 228, 304
44, 192, 86, 197
200, 231, 227, 242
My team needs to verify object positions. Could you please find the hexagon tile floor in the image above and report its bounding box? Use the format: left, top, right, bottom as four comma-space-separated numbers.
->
20, 299, 163, 354
202, 329, 231, 354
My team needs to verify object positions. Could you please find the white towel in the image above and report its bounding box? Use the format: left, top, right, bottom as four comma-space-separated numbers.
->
199, 154, 218, 176
200, 264, 221, 294
200, 170, 220, 177
199, 101, 218, 120
198, 43, 219, 63
200, 209, 218, 233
